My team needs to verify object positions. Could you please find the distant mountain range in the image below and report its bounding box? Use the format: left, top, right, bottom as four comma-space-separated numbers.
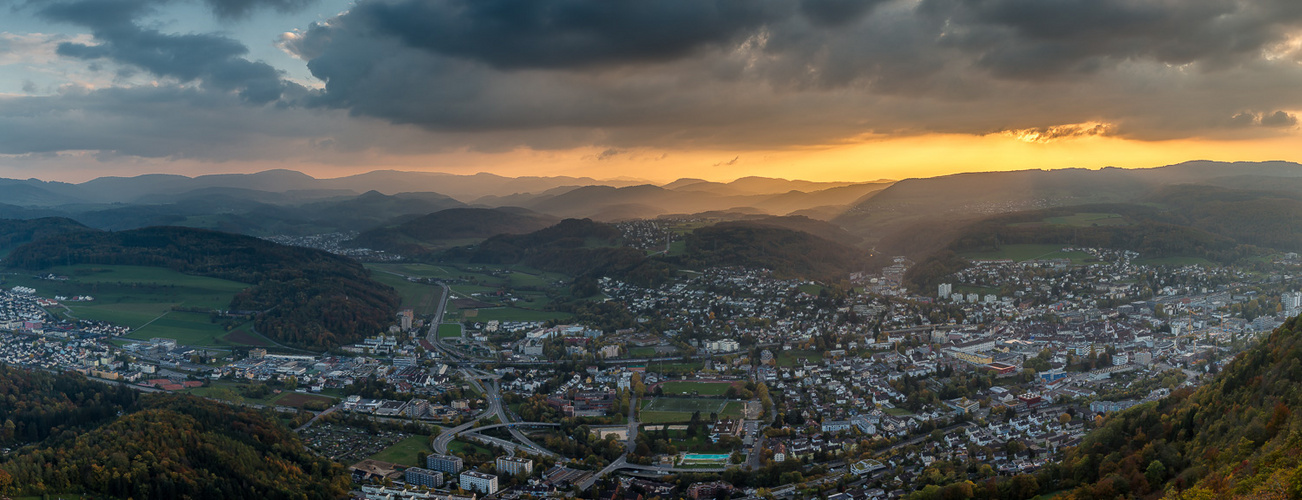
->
0, 160, 1298, 276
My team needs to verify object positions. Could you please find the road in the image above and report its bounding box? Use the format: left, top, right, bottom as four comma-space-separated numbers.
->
431, 368, 559, 458
294, 405, 337, 432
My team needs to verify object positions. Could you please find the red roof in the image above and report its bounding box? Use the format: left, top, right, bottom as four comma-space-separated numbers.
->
160, 384, 185, 391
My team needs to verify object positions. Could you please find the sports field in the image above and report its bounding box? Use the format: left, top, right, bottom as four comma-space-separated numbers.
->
640, 398, 744, 423
659, 381, 735, 396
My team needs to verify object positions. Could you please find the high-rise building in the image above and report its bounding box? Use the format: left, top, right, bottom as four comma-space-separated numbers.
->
938, 283, 952, 299
404, 467, 444, 488
427, 454, 463, 475
496, 456, 534, 476
1284, 292, 1302, 311
460, 471, 499, 495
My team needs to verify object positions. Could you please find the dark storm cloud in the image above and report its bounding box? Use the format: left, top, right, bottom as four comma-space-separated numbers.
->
38, 0, 301, 102
10, 0, 1302, 161
203, 0, 317, 20
798, 0, 889, 27
922, 0, 1302, 79
276, 0, 1302, 146
346, 0, 787, 69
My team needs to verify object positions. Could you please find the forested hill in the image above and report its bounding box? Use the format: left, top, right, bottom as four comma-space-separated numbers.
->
0, 366, 349, 498
444, 218, 650, 278
1041, 315, 1302, 499
5, 226, 399, 349
670, 222, 868, 282
0, 217, 90, 255
350, 206, 559, 255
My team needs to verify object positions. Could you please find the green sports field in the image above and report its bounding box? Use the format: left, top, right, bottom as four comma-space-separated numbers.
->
659, 381, 735, 397
640, 398, 743, 423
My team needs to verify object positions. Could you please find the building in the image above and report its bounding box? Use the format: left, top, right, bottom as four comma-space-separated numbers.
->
427, 454, 464, 475
496, 456, 534, 476
459, 471, 498, 495
399, 309, 414, 331
1284, 291, 1302, 311
938, 283, 952, 299
404, 467, 444, 488
706, 339, 740, 353
687, 481, 733, 500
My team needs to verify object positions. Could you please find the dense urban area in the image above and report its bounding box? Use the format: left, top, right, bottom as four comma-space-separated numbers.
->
3, 238, 1299, 500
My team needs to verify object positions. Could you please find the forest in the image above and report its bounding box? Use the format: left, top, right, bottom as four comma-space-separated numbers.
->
0, 367, 350, 499
5, 226, 400, 350
670, 222, 868, 283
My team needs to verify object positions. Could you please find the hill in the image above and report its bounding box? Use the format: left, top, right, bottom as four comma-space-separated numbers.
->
900, 203, 1260, 293
351, 207, 558, 255
670, 222, 868, 282
444, 218, 650, 278
1046, 315, 1302, 499
835, 161, 1302, 253
909, 315, 1302, 500
0, 217, 91, 256
0, 366, 348, 499
5, 226, 399, 350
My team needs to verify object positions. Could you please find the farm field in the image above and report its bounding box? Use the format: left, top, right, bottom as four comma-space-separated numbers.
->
369, 434, 432, 467
2, 265, 266, 347
658, 381, 736, 397
4, 265, 247, 309
124, 311, 233, 346
369, 270, 446, 316
470, 307, 571, 322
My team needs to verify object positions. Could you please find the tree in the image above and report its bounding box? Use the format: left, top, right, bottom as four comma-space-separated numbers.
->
1145, 460, 1167, 487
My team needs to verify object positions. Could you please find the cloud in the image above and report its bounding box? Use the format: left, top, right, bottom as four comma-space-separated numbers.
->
1261, 110, 1299, 128
713, 156, 740, 166
340, 0, 787, 70
595, 148, 623, 160
8, 0, 1302, 164
203, 0, 318, 20
277, 0, 1302, 149
39, 0, 302, 103
1003, 122, 1115, 143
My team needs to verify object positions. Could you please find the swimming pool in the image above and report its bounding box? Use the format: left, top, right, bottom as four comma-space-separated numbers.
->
682, 453, 730, 461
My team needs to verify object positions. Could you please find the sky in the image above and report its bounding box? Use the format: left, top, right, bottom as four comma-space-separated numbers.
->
1, 0, 1301, 184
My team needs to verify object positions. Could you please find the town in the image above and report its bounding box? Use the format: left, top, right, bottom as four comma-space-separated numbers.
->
1, 247, 1298, 500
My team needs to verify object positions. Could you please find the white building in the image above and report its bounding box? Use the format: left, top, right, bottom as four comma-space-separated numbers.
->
706, 339, 741, 353
938, 283, 953, 299
496, 456, 534, 476
459, 471, 498, 495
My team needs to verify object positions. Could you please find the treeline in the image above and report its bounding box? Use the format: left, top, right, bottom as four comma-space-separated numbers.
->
5, 226, 399, 349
